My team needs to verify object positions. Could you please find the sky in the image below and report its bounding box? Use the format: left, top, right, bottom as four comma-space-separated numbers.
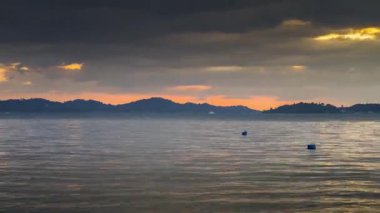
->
1, 0, 380, 110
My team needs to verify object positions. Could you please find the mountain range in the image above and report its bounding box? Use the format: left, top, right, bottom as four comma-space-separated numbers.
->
0, 97, 257, 114
1, 98, 380, 114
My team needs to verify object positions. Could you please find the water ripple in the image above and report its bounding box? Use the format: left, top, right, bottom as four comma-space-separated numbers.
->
0, 117, 379, 212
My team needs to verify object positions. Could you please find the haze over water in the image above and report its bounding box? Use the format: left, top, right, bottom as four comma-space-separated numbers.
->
0, 116, 379, 212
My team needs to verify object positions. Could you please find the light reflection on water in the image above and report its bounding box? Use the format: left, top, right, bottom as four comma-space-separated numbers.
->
0, 117, 379, 212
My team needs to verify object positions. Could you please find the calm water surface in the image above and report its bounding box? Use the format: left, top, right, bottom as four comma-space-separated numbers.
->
0, 116, 379, 212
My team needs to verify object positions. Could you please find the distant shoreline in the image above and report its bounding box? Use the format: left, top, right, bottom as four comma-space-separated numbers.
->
1, 98, 380, 114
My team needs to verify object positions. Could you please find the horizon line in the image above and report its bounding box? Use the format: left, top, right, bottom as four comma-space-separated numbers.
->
0, 97, 258, 110
1, 97, 380, 112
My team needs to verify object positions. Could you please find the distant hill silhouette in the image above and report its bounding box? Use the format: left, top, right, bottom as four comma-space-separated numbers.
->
117, 97, 254, 114
345, 104, 380, 113
0, 97, 257, 114
265, 102, 340, 113
63, 99, 113, 112
265, 102, 380, 113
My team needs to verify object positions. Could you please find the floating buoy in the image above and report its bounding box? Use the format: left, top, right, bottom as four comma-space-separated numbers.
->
307, 144, 316, 150
241, 130, 248, 136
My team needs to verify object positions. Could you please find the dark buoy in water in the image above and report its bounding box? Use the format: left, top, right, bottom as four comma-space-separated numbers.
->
241, 130, 248, 136
307, 144, 316, 150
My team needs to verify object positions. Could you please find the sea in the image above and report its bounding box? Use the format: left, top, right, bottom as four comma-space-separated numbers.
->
0, 114, 379, 212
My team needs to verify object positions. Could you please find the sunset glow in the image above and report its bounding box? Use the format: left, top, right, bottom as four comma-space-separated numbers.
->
1, 1, 380, 111
0, 92, 297, 110
0, 67, 7, 82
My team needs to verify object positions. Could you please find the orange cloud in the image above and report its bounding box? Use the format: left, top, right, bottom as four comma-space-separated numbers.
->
314, 27, 380, 41
0, 67, 7, 82
0, 62, 29, 82
58, 63, 83, 71
167, 84, 212, 92
291, 65, 307, 72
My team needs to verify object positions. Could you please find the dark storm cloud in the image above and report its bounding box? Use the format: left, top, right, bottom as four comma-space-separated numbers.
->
0, 0, 379, 44
0, 0, 268, 43
0, 0, 378, 67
